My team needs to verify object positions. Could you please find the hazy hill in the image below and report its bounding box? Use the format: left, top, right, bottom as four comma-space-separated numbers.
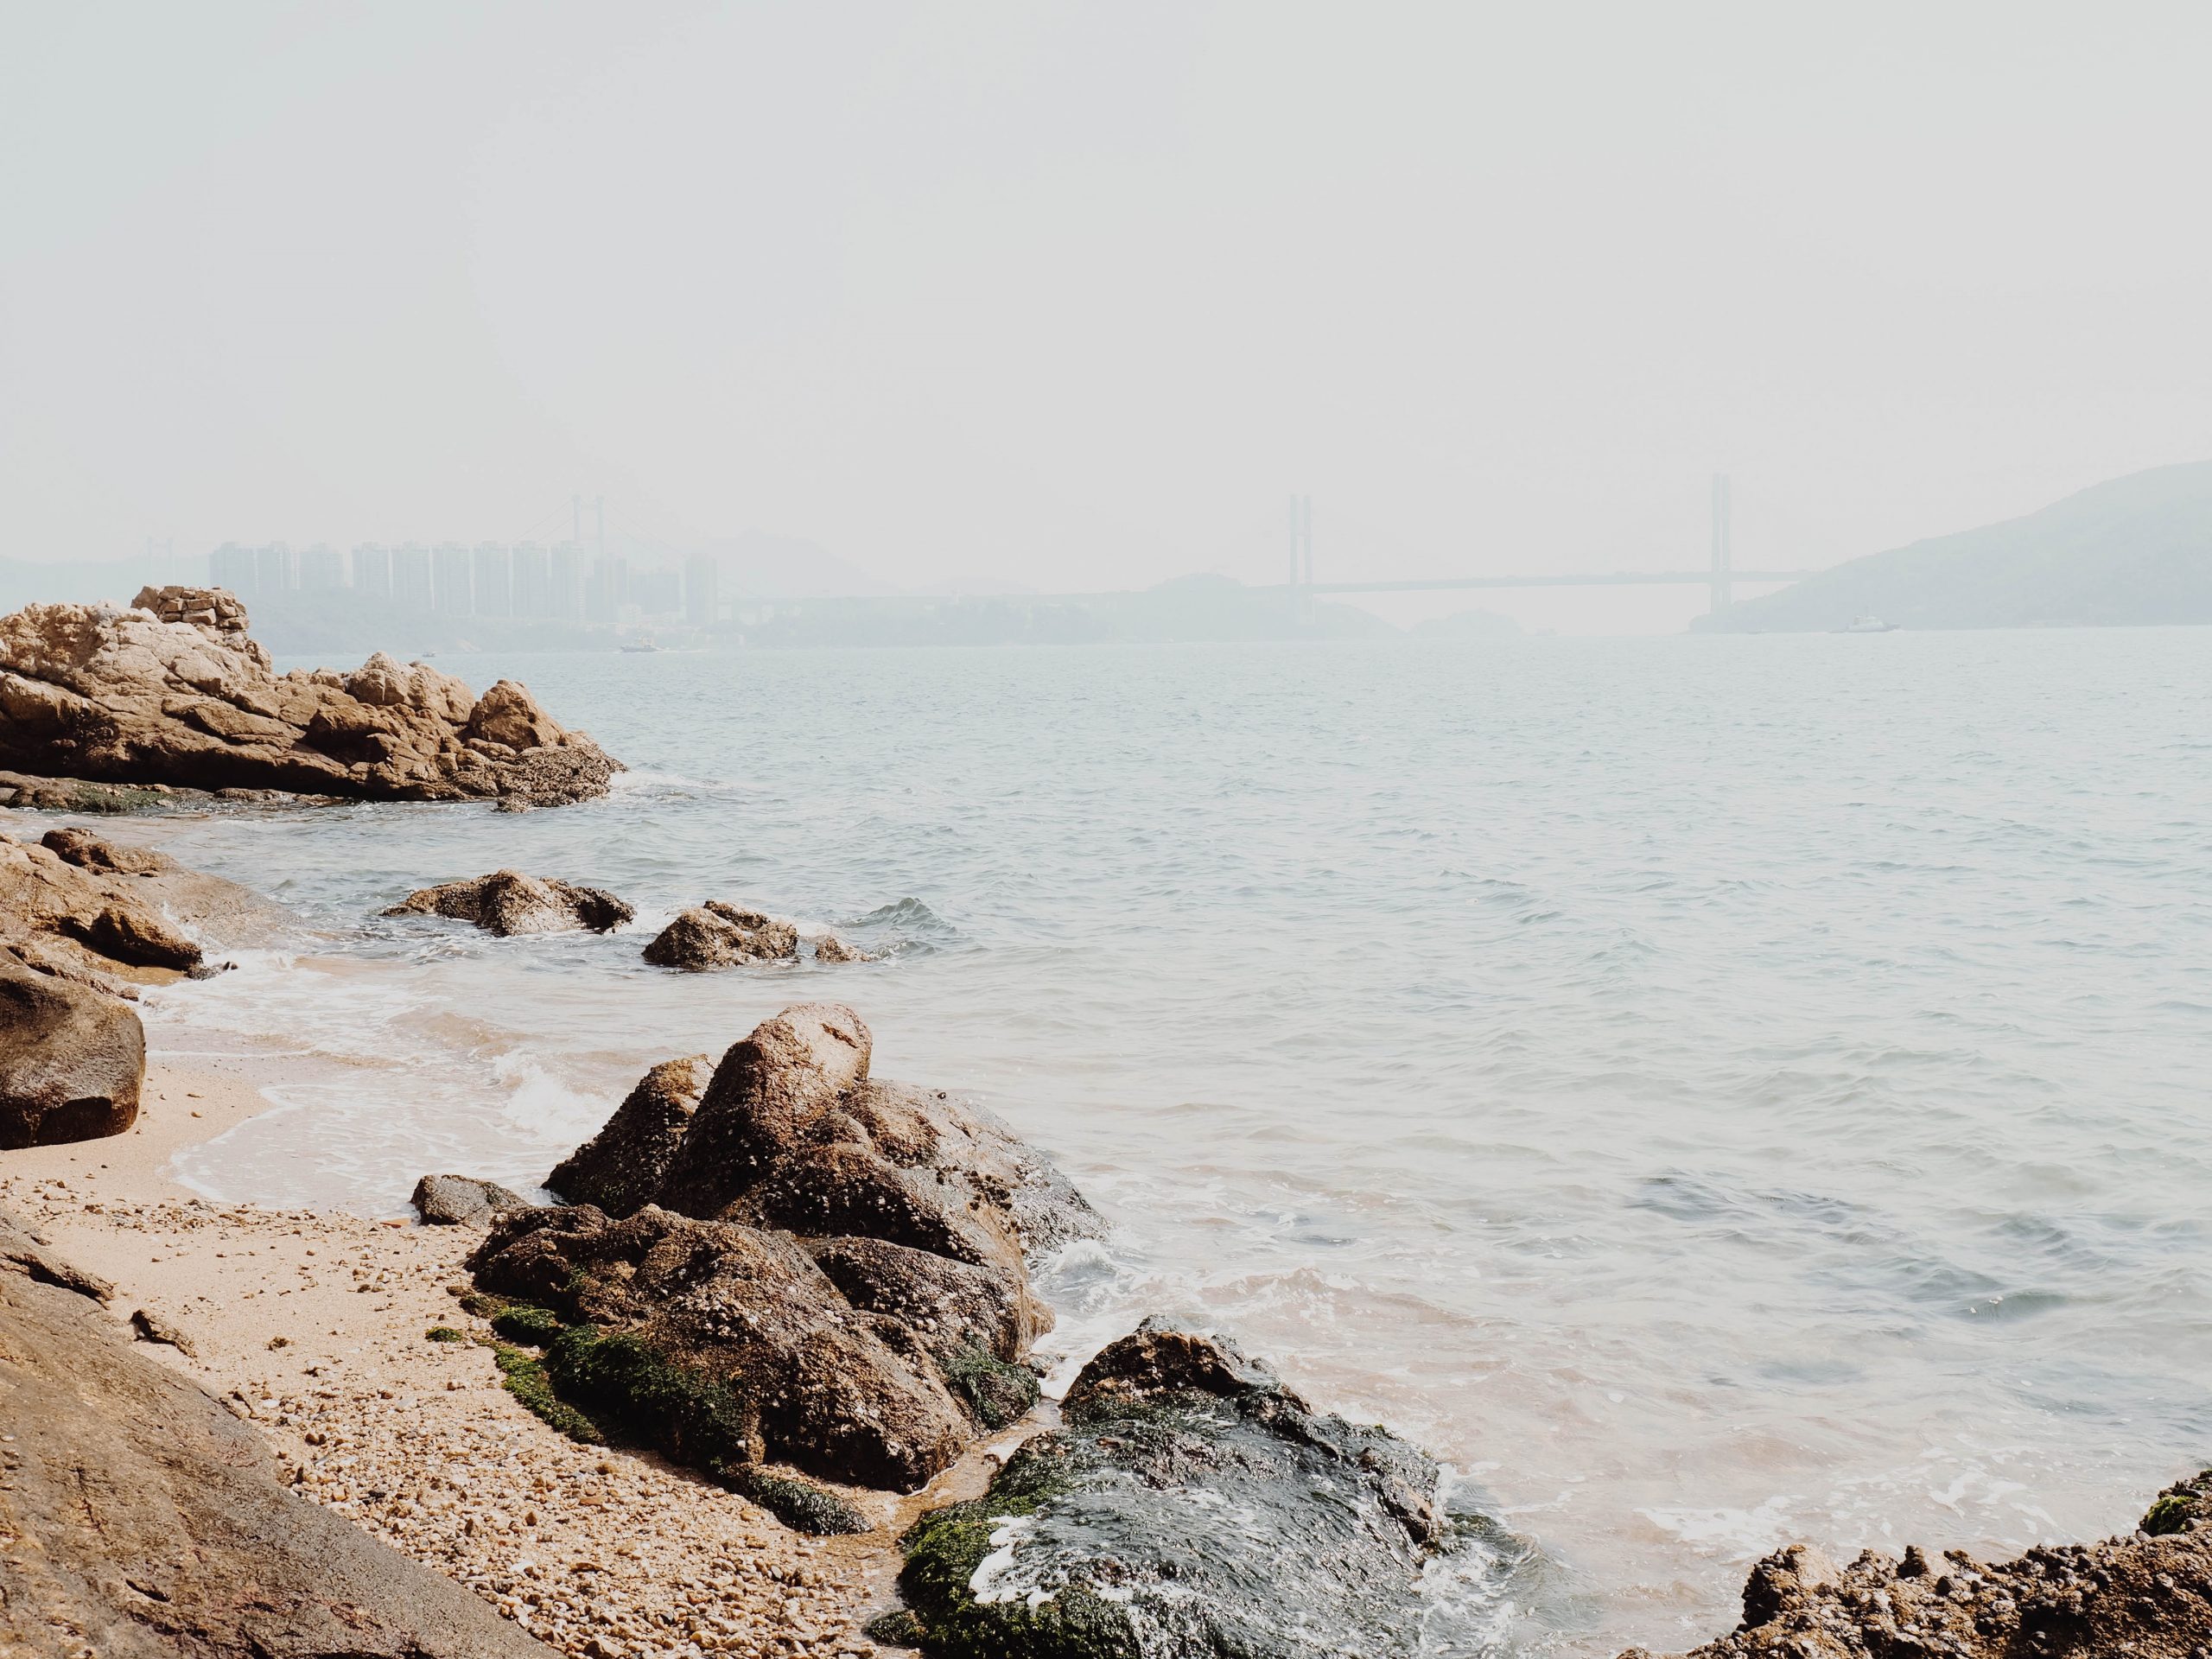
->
1698, 461, 2212, 632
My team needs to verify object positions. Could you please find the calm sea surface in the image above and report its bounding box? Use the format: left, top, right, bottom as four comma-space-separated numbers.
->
59, 629, 2212, 1654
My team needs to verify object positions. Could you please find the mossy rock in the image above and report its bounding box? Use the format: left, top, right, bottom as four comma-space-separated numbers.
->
424, 1325, 466, 1344
462, 1300, 872, 1537
2143, 1469, 2212, 1535
490, 1344, 606, 1444
887, 1321, 1503, 1659
488, 1304, 564, 1345
728, 1467, 871, 1535
941, 1343, 1040, 1432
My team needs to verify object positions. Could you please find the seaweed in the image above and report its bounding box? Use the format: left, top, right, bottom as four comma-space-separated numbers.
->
894, 1437, 1138, 1659
2142, 1469, 2212, 1535
490, 1342, 606, 1444
941, 1342, 1040, 1431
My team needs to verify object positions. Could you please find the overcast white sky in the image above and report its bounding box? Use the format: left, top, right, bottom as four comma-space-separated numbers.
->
6, 3, 2211, 630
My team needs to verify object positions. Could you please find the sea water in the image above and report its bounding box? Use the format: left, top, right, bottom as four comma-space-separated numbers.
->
59, 627, 2212, 1654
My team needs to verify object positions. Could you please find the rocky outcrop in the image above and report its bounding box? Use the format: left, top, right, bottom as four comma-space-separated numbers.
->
1620, 1479, 2212, 1659
0, 1210, 553, 1657
545, 1053, 713, 1215
0, 957, 143, 1147
0, 590, 618, 809
0, 824, 277, 997
892, 1319, 1470, 1658
470, 1003, 1103, 1494
814, 933, 873, 963
641, 902, 798, 969
411, 1173, 530, 1226
385, 869, 633, 936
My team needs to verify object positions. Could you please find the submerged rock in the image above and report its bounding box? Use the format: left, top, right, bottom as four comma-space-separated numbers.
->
412, 1173, 531, 1226
642, 902, 799, 969
0, 1210, 553, 1657
385, 868, 633, 936
1624, 1482, 2212, 1658
0, 957, 143, 1147
814, 933, 874, 963
0, 591, 619, 808
473, 1002, 1103, 1495
893, 1319, 1466, 1659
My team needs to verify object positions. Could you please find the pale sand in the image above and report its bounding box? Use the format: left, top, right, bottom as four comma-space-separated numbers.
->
0, 1058, 1018, 1657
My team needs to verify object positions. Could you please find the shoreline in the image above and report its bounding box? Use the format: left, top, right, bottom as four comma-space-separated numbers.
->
0, 1057, 1024, 1658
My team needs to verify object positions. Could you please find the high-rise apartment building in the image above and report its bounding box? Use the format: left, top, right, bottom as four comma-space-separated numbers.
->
353, 544, 392, 600
512, 543, 550, 618
550, 544, 582, 620
393, 543, 433, 610
255, 543, 295, 595
209, 543, 257, 594
472, 543, 512, 618
297, 544, 346, 591
683, 553, 719, 626
432, 543, 473, 615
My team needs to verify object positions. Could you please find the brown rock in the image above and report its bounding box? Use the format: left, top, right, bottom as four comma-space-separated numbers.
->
411, 1173, 531, 1226
0, 956, 143, 1147
489, 1003, 1106, 1492
0, 592, 619, 808
814, 933, 873, 963
545, 1053, 714, 1216
470, 1205, 974, 1491
641, 902, 799, 969
40, 824, 174, 874
1628, 1485, 2212, 1659
385, 868, 633, 936
0, 1211, 553, 1658
129, 1305, 197, 1356
656, 1005, 1101, 1282
0, 825, 276, 994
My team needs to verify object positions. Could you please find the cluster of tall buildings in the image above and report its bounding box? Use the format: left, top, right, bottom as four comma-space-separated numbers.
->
206, 542, 720, 626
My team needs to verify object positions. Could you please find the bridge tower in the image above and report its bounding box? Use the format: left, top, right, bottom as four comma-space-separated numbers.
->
1708, 474, 1733, 614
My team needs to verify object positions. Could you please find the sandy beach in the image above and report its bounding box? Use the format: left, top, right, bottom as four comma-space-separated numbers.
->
0, 1055, 1017, 1659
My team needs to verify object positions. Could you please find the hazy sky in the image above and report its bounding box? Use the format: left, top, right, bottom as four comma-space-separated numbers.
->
6, 3, 2211, 629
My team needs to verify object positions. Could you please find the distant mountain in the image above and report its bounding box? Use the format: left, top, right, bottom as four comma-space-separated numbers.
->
1699, 462, 2212, 632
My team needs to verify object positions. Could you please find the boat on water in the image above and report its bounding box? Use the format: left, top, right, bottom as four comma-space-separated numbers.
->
1835, 614, 1900, 633
620, 639, 661, 654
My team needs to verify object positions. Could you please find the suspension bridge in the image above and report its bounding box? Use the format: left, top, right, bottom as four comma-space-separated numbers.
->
1281, 476, 1825, 615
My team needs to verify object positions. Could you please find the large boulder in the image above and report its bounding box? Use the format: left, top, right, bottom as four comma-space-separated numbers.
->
892, 1319, 1478, 1659
0, 1210, 553, 1658
654, 1006, 1101, 1284
641, 902, 798, 969
1620, 1478, 2212, 1659
0, 957, 143, 1147
476, 1004, 1104, 1493
545, 1052, 713, 1215
0, 825, 277, 997
385, 869, 632, 936
0, 593, 618, 808
469, 1205, 979, 1491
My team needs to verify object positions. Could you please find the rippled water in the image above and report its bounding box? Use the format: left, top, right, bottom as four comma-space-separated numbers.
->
52, 629, 2212, 1654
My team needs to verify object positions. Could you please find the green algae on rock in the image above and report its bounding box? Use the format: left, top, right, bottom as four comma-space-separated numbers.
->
891, 1319, 1501, 1659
